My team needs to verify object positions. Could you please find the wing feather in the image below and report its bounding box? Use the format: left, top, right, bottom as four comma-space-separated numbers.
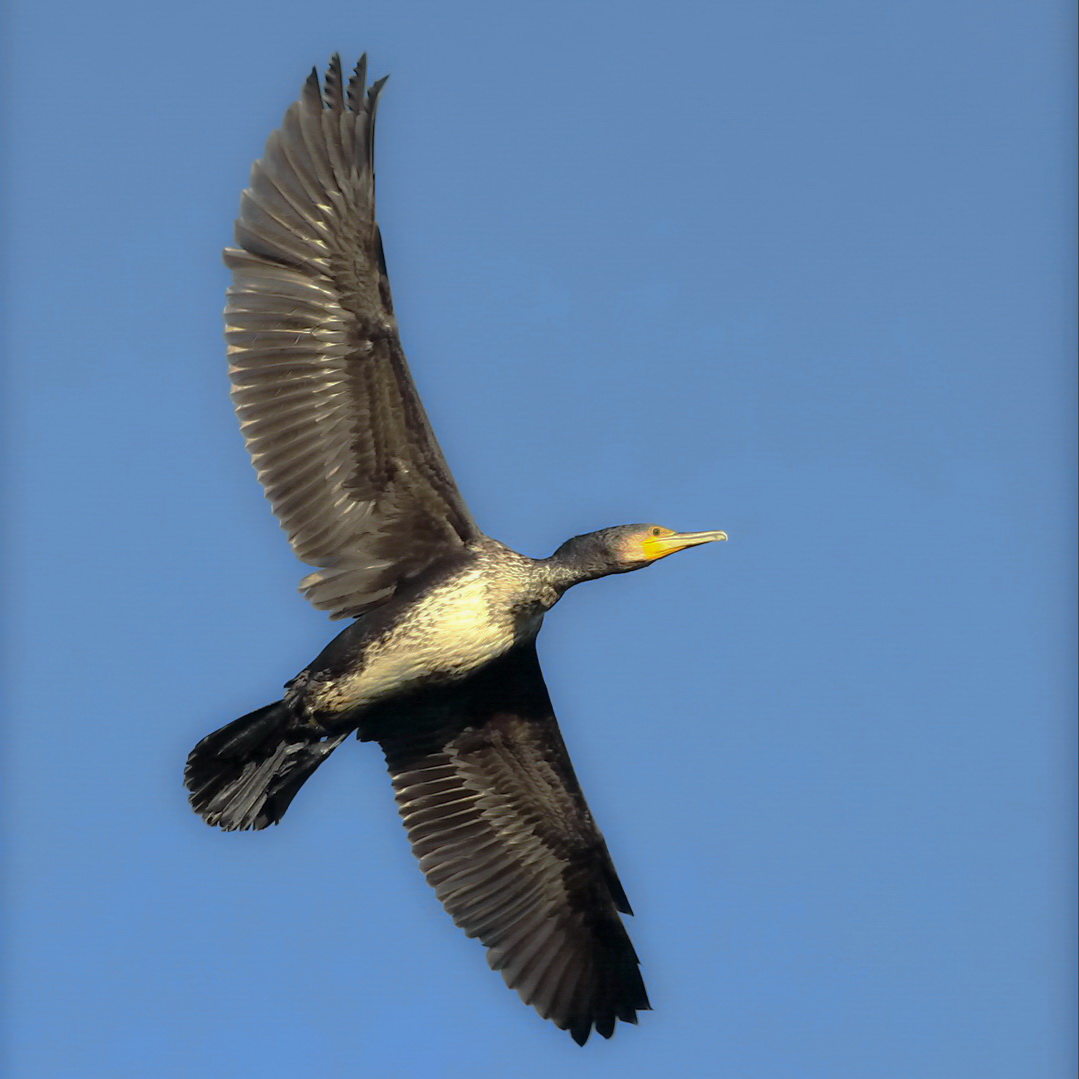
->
366, 643, 649, 1044
226, 56, 479, 619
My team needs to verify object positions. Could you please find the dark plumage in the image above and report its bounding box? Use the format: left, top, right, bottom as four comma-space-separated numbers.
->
186, 55, 726, 1045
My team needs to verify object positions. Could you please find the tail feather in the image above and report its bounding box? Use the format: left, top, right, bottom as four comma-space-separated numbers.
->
185, 702, 346, 830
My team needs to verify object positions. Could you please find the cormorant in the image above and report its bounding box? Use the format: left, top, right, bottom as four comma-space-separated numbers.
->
185, 54, 727, 1046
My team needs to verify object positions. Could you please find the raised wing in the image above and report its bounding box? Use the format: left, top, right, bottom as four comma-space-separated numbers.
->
363, 643, 649, 1044
225, 56, 479, 619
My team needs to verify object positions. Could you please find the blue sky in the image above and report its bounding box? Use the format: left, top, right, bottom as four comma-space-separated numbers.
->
2, 1, 1074, 1076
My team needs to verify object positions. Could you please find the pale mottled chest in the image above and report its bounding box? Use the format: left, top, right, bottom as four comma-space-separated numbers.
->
309, 569, 544, 714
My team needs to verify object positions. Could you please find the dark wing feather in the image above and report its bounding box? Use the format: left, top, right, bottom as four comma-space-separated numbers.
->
364, 643, 649, 1044
225, 55, 479, 619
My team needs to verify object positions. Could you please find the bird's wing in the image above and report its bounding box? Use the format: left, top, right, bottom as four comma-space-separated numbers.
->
225, 56, 479, 619
363, 642, 649, 1044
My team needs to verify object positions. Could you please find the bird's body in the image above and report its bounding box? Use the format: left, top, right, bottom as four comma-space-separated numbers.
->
186, 55, 725, 1046
296, 539, 554, 721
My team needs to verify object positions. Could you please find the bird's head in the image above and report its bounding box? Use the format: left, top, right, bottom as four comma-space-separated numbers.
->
550, 523, 727, 584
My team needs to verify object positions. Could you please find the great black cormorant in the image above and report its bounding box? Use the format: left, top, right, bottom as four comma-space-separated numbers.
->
185, 55, 726, 1046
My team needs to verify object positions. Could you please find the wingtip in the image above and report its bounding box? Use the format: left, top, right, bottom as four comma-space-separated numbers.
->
302, 66, 321, 105
566, 1005, 645, 1045
368, 73, 390, 107
305, 54, 386, 113
323, 53, 346, 110
348, 54, 369, 111
570, 1024, 590, 1047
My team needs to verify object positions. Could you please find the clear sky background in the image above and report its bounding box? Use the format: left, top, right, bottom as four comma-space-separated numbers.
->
2, 1, 1074, 1076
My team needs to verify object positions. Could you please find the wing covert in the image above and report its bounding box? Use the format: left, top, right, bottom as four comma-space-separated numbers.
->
364, 643, 649, 1044
225, 55, 479, 619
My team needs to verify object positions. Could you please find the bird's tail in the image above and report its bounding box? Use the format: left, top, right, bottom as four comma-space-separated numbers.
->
185, 701, 347, 831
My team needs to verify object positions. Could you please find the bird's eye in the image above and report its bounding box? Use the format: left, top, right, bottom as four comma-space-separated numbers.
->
650, 527, 662, 536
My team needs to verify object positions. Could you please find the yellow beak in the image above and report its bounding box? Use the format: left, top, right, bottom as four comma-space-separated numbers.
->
642, 530, 728, 561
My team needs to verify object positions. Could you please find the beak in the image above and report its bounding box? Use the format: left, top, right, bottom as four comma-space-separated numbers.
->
643, 529, 728, 560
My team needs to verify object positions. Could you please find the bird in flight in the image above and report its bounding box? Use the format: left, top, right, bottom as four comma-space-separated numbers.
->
185, 54, 726, 1045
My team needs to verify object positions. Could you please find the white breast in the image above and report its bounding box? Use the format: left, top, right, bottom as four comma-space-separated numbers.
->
323, 569, 531, 712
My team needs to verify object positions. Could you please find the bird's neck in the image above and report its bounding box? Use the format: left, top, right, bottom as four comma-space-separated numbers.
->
535, 550, 614, 593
